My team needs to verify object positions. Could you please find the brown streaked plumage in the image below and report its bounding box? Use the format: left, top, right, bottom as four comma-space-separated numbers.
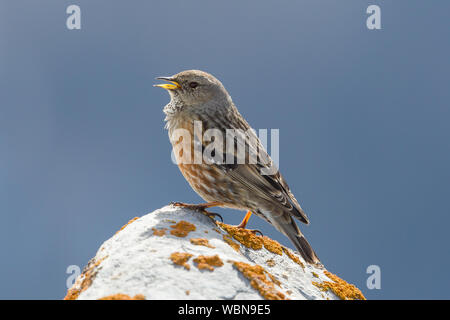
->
155, 70, 319, 264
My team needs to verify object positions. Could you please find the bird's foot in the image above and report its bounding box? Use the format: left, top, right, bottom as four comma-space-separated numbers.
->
170, 201, 223, 222
235, 210, 263, 236
200, 210, 223, 222
236, 226, 263, 236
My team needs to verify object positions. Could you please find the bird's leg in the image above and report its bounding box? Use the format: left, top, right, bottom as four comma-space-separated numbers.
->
236, 211, 263, 236
237, 210, 252, 228
171, 201, 223, 222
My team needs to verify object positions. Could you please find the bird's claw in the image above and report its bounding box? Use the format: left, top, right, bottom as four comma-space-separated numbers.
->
170, 202, 223, 222
236, 225, 263, 236
248, 229, 263, 236
201, 210, 223, 222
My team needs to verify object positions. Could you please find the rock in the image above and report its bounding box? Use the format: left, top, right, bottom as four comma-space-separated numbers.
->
64, 205, 365, 300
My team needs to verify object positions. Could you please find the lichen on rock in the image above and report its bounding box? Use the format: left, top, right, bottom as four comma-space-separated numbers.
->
99, 293, 145, 300
217, 222, 263, 250
222, 234, 240, 252
313, 271, 366, 300
217, 222, 284, 256
152, 227, 167, 236
64, 255, 108, 300
170, 252, 193, 270
266, 259, 276, 267
190, 238, 215, 248
170, 220, 196, 237
64, 205, 365, 300
282, 247, 305, 269
261, 236, 283, 255
231, 261, 286, 300
115, 217, 139, 235
193, 255, 224, 271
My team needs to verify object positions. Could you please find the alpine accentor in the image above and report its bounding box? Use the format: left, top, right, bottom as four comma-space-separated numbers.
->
155, 70, 319, 264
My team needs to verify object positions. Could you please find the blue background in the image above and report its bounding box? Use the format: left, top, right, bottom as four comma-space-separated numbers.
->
1, 1, 449, 299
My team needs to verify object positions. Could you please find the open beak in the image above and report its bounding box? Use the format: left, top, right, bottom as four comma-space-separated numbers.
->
154, 77, 181, 90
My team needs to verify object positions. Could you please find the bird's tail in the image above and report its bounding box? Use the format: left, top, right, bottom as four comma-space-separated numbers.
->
278, 214, 320, 264
259, 209, 320, 264
290, 232, 320, 264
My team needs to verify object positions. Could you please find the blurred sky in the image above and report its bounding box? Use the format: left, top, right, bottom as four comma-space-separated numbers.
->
0, 0, 449, 299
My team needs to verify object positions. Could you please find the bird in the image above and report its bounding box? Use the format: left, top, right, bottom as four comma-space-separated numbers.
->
155, 70, 319, 264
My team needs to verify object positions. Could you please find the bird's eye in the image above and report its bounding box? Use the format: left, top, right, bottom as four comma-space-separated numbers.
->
189, 82, 199, 88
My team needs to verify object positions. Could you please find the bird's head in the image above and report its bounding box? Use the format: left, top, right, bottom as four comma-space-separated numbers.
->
155, 70, 231, 110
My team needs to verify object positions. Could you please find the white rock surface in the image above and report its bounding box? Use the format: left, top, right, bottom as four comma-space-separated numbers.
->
65, 205, 365, 300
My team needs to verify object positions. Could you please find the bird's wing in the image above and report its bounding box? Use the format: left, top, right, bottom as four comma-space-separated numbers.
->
227, 158, 310, 225
201, 116, 309, 225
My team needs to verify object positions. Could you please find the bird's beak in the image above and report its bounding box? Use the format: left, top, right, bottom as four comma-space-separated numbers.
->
154, 77, 181, 90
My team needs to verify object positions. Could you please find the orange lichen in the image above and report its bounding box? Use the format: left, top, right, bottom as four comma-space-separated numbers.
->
312, 272, 319, 278
267, 273, 281, 286
312, 270, 366, 300
115, 217, 139, 235
193, 255, 224, 271
262, 236, 283, 255
170, 252, 193, 270
217, 223, 283, 255
266, 259, 276, 267
185, 290, 190, 296
190, 238, 215, 248
99, 293, 145, 300
64, 256, 108, 300
223, 234, 240, 252
282, 247, 305, 269
170, 220, 196, 237
152, 227, 167, 236
64, 288, 79, 300
231, 261, 286, 300
217, 222, 263, 250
